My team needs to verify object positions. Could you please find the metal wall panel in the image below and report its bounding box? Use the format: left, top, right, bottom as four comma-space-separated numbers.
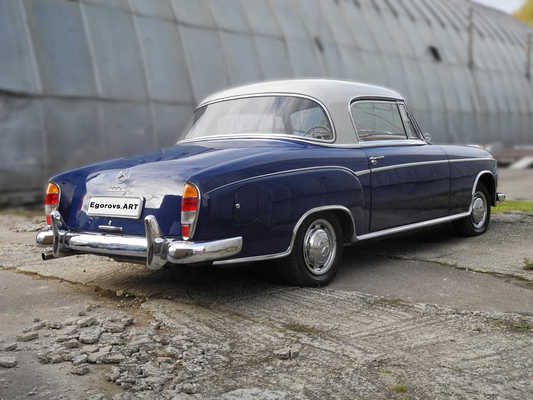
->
42, 99, 101, 177
0, 97, 44, 192
24, 0, 96, 97
179, 26, 228, 102
82, 4, 147, 101
0, 0, 40, 93
221, 32, 263, 85
210, 0, 249, 32
254, 36, 293, 79
136, 16, 193, 103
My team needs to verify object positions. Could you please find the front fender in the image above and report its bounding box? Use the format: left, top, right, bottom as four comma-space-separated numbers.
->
195, 167, 366, 259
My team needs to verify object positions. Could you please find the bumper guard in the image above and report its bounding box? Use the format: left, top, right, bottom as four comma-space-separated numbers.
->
36, 211, 242, 270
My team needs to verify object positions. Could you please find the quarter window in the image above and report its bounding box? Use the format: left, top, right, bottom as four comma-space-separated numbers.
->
351, 101, 407, 141
398, 103, 419, 140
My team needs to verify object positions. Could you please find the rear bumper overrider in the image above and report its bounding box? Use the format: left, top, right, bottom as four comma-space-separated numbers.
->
36, 211, 243, 270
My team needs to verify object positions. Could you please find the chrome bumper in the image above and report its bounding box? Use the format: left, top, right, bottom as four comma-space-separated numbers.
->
496, 192, 506, 202
36, 211, 242, 270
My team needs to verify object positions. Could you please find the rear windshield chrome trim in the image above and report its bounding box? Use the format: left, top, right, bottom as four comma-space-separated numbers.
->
178, 135, 428, 149
190, 92, 336, 144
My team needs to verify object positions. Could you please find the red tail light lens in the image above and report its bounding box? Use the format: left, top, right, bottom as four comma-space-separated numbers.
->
44, 182, 60, 225
181, 183, 199, 240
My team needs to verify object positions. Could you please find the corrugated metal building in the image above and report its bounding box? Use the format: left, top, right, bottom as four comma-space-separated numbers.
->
1, 0, 532, 204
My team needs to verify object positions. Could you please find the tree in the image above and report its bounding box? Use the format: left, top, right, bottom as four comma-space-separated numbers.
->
514, 0, 533, 26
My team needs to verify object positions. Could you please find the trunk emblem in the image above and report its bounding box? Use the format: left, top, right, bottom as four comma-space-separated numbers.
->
117, 170, 129, 183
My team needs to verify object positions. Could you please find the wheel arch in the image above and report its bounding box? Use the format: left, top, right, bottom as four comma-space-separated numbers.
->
473, 170, 496, 206
289, 206, 357, 250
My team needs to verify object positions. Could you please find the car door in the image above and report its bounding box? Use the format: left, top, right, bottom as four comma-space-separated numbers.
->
350, 100, 450, 232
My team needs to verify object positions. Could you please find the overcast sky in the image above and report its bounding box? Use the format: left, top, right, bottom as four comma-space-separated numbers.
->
472, 0, 525, 13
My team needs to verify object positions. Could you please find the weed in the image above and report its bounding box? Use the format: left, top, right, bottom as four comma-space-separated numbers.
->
283, 322, 321, 335
390, 384, 407, 393
523, 259, 533, 271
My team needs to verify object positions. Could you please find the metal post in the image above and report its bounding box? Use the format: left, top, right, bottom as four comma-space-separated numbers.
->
527, 33, 532, 80
468, 7, 474, 70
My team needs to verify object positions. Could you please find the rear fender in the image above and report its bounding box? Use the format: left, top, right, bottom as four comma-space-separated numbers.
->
198, 167, 365, 259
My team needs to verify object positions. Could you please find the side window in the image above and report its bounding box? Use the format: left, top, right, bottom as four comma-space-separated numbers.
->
289, 106, 332, 141
398, 103, 419, 140
351, 101, 407, 141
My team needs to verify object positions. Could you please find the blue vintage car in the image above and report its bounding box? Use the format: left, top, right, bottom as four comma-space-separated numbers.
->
37, 80, 505, 285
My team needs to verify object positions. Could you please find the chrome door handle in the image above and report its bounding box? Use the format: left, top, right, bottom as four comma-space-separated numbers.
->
369, 156, 384, 166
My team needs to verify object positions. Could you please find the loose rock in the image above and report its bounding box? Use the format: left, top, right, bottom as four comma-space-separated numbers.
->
46, 321, 63, 330
79, 328, 102, 344
72, 354, 88, 365
180, 383, 199, 395
77, 316, 97, 328
2, 343, 17, 351
273, 346, 299, 360
71, 364, 90, 376
32, 321, 46, 331
100, 352, 126, 364
103, 321, 126, 333
62, 339, 80, 349
0, 356, 17, 368
17, 332, 38, 342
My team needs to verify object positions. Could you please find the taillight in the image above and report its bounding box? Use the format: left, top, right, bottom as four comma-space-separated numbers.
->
44, 182, 60, 225
181, 183, 199, 240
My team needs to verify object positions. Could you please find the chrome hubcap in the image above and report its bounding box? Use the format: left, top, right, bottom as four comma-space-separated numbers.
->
471, 191, 487, 229
303, 219, 336, 276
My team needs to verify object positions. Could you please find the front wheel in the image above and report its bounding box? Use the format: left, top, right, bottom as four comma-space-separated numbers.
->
278, 213, 344, 286
453, 183, 491, 236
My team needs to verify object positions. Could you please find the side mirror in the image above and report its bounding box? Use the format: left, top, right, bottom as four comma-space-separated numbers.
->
423, 133, 432, 144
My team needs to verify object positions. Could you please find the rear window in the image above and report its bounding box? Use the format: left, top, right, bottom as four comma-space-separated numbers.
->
351, 101, 407, 141
184, 96, 334, 142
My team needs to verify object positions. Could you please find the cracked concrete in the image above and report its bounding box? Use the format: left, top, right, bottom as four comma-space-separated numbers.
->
0, 207, 532, 399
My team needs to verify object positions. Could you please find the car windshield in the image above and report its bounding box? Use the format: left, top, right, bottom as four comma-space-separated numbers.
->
182, 96, 334, 142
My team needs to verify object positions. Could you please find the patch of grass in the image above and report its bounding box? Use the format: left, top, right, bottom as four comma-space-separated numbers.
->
283, 322, 321, 335
492, 201, 533, 214
523, 259, 533, 271
390, 384, 407, 393
381, 369, 393, 374
512, 322, 533, 331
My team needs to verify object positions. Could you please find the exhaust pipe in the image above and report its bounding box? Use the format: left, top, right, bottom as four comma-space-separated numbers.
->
41, 250, 55, 261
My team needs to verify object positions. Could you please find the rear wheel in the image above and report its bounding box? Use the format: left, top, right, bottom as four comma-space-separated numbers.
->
453, 183, 491, 236
278, 213, 343, 286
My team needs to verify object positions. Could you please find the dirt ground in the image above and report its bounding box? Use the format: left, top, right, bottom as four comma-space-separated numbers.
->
0, 170, 532, 400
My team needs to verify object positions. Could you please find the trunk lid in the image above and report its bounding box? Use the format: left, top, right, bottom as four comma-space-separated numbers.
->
63, 140, 296, 236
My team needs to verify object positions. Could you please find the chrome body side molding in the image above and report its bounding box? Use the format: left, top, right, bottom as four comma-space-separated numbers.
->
208, 166, 365, 194
354, 212, 470, 241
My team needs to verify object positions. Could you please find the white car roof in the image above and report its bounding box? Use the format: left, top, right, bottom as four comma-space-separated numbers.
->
196, 79, 406, 146
199, 79, 404, 107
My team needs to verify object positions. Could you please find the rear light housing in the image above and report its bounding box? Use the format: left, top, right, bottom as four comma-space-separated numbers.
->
181, 182, 200, 240
44, 182, 60, 225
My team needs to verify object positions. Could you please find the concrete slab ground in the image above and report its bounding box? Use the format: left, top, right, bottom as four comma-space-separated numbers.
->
498, 168, 533, 201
